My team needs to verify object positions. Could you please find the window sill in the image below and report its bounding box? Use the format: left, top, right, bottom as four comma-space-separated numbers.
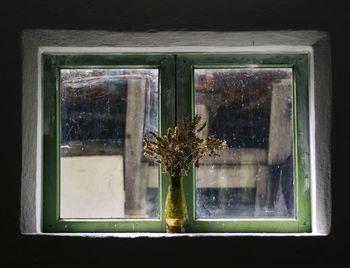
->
23, 232, 328, 238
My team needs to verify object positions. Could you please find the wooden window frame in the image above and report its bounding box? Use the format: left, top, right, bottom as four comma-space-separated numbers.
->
43, 54, 175, 232
177, 53, 310, 233
43, 52, 311, 233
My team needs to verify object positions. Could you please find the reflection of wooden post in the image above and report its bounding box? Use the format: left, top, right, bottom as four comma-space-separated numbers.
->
195, 104, 209, 138
268, 80, 293, 165
124, 78, 146, 217
264, 79, 293, 214
254, 165, 269, 216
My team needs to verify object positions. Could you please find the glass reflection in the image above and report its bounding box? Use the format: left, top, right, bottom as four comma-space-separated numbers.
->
195, 68, 294, 218
60, 69, 159, 219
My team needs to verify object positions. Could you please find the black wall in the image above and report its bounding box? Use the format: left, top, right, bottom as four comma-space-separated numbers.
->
2, 0, 349, 267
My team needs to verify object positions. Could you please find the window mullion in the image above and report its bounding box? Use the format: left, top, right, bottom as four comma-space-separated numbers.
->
159, 55, 177, 231
175, 55, 196, 227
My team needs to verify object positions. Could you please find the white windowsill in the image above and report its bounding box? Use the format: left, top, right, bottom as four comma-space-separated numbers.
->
25, 232, 328, 238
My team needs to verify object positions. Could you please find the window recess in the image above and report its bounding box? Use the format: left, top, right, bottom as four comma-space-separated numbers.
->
42, 53, 311, 233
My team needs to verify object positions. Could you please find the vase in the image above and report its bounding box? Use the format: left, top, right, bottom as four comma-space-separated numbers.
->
164, 175, 188, 233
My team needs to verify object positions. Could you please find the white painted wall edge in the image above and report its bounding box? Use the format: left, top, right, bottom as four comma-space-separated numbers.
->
21, 30, 331, 236
23, 30, 327, 48
311, 34, 332, 235
25, 232, 328, 238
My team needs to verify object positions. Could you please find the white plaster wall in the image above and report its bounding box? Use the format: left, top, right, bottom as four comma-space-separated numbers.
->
21, 30, 331, 236
311, 34, 332, 234
21, 35, 42, 233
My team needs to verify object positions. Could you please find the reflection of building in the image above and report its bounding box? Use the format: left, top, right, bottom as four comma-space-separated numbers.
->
60, 69, 158, 154
59, 67, 295, 219
195, 69, 294, 218
60, 69, 159, 219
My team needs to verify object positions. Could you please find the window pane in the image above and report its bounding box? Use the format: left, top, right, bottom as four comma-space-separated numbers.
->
60, 69, 159, 219
195, 68, 294, 218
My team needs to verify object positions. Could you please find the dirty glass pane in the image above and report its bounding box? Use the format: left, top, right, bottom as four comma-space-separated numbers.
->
195, 68, 294, 218
60, 69, 159, 219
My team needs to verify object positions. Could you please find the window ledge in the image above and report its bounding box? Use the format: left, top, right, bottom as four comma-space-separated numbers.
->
23, 232, 328, 238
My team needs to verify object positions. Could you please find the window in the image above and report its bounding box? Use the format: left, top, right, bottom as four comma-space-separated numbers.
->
42, 52, 310, 233
178, 54, 310, 233
43, 54, 174, 232
21, 30, 332, 236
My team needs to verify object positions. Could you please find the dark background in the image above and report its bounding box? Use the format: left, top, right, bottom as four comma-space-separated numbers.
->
2, 0, 349, 267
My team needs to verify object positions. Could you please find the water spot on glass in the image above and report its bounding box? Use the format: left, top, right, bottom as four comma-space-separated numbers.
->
60, 68, 160, 219
193, 67, 294, 218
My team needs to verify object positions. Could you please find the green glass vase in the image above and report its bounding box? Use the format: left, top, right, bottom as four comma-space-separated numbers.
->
165, 175, 188, 233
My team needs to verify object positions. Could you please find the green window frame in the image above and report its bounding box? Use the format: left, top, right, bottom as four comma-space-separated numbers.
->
43, 53, 310, 233
177, 54, 310, 233
43, 54, 175, 232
